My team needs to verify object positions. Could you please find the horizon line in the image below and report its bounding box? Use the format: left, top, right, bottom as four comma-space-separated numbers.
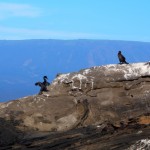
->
0, 38, 150, 43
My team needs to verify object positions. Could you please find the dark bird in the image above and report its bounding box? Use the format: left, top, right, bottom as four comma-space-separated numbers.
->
43, 76, 50, 86
35, 76, 50, 95
118, 51, 129, 64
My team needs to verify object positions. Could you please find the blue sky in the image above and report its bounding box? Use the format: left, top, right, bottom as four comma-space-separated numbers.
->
0, 0, 150, 41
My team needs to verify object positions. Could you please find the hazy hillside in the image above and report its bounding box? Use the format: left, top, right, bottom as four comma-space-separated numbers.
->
1, 39, 150, 101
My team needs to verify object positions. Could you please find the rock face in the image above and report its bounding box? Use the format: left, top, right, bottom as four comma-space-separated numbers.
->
0, 62, 150, 149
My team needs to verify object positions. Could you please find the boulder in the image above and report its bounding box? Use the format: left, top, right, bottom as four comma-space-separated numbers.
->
0, 62, 149, 149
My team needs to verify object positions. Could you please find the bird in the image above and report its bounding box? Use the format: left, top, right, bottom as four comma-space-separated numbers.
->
43, 76, 50, 86
35, 76, 50, 95
118, 51, 129, 64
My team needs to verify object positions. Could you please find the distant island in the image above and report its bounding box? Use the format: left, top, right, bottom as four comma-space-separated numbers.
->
1, 39, 150, 102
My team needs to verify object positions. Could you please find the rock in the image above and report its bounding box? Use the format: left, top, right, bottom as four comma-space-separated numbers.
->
0, 62, 149, 149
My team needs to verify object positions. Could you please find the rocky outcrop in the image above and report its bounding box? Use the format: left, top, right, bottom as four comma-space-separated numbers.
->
0, 62, 150, 149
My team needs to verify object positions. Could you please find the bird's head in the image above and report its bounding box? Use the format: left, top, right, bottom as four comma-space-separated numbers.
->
43, 76, 48, 80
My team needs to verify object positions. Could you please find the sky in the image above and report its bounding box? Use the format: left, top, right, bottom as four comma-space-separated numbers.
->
0, 0, 150, 42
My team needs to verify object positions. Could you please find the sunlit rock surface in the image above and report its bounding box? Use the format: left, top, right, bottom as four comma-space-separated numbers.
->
0, 62, 149, 149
